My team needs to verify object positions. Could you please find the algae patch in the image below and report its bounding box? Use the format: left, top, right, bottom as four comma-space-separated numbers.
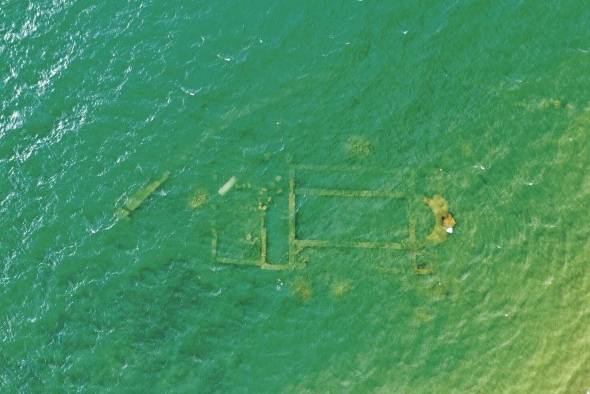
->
292, 277, 313, 301
345, 135, 373, 159
330, 279, 352, 298
189, 190, 208, 210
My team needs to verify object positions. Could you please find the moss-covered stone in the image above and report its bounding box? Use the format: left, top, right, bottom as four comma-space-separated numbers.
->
424, 195, 455, 244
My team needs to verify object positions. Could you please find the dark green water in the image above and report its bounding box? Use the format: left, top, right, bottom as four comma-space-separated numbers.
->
2, 1, 590, 392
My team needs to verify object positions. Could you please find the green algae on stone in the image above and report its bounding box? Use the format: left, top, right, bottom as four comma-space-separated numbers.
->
116, 171, 170, 219
424, 195, 455, 244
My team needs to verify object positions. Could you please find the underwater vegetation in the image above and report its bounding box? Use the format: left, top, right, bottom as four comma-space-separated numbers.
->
292, 277, 313, 302
519, 97, 575, 112
414, 261, 434, 276
345, 135, 373, 159
189, 190, 208, 210
330, 279, 352, 298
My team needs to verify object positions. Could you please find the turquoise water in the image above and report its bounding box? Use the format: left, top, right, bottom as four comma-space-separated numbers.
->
2, 1, 590, 392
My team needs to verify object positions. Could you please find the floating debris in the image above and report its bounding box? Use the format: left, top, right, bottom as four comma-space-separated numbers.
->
116, 171, 170, 219
218, 176, 237, 196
